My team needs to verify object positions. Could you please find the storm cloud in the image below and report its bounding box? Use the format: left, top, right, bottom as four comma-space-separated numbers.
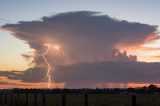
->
1, 11, 160, 88
1, 61, 160, 88
1, 11, 158, 66
54, 62, 160, 87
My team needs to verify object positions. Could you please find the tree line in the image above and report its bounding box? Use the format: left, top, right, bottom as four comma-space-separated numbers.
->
0, 84, 159, 94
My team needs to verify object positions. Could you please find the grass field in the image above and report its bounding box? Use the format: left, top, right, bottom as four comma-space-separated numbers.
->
1, 93, 160, 106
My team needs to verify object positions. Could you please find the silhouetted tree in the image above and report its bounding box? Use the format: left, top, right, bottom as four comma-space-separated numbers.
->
127, 87, 135, 93
148, 84, 158, 93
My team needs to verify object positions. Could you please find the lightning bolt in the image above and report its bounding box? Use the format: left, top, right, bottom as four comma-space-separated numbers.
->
40, 44, 52, 88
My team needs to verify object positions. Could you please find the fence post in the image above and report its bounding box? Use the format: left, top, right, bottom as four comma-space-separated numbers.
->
10, 93, 12, 106
4, 93, 7, 104
42, 94, 46, 106
84, 94, 88, 106
34, 94, 37, 106
17, 93, 20, 106
26, 93, 28, 106
62, 93, 66, 106
1, 93, 3, 104
132, 95, 136, 106
0, 92, 2, 103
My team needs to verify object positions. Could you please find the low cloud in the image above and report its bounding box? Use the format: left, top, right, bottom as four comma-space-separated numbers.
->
0, 61, 160, 88
54, 61, 160, 88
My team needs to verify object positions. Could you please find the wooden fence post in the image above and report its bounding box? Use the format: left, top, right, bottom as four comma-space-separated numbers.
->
42, 94, 46, 106
62, 94, 66, 106
1, 93, 3, 104
25, 93, 28, 106
0, 92, 2, 103
17, 93, 20, 106
4, 93, 7, 104
132, 95, 136, 106
10, 93, 13, 106
34, 94, 37, 106
84, 94, 88, 106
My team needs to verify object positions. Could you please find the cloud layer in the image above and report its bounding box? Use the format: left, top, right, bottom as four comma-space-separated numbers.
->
1, 11, 160, 88
0, 62, 160, 88
2, 11, 158, 66
55, 62, 160, 87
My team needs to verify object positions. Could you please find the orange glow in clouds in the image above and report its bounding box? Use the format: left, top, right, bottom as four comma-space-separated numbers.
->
118, 34, 160, 62
53, 45, 60, 51
0, 76, 64, 89
127, 83, 160, 88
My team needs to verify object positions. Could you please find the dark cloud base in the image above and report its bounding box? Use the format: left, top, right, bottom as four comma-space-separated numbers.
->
0, 61, 160, 88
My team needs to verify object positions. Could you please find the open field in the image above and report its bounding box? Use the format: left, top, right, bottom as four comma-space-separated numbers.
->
1, 93, 160, 106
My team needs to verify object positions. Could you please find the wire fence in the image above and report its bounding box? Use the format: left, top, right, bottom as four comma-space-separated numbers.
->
0, 92, 141, 106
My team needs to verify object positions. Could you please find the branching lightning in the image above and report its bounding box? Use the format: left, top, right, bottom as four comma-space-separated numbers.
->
38, 44, 61, 88
40, 44, 52, 88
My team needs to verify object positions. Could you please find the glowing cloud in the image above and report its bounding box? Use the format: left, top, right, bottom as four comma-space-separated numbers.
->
1, 11, 160, 88
40, 44, 52, 88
